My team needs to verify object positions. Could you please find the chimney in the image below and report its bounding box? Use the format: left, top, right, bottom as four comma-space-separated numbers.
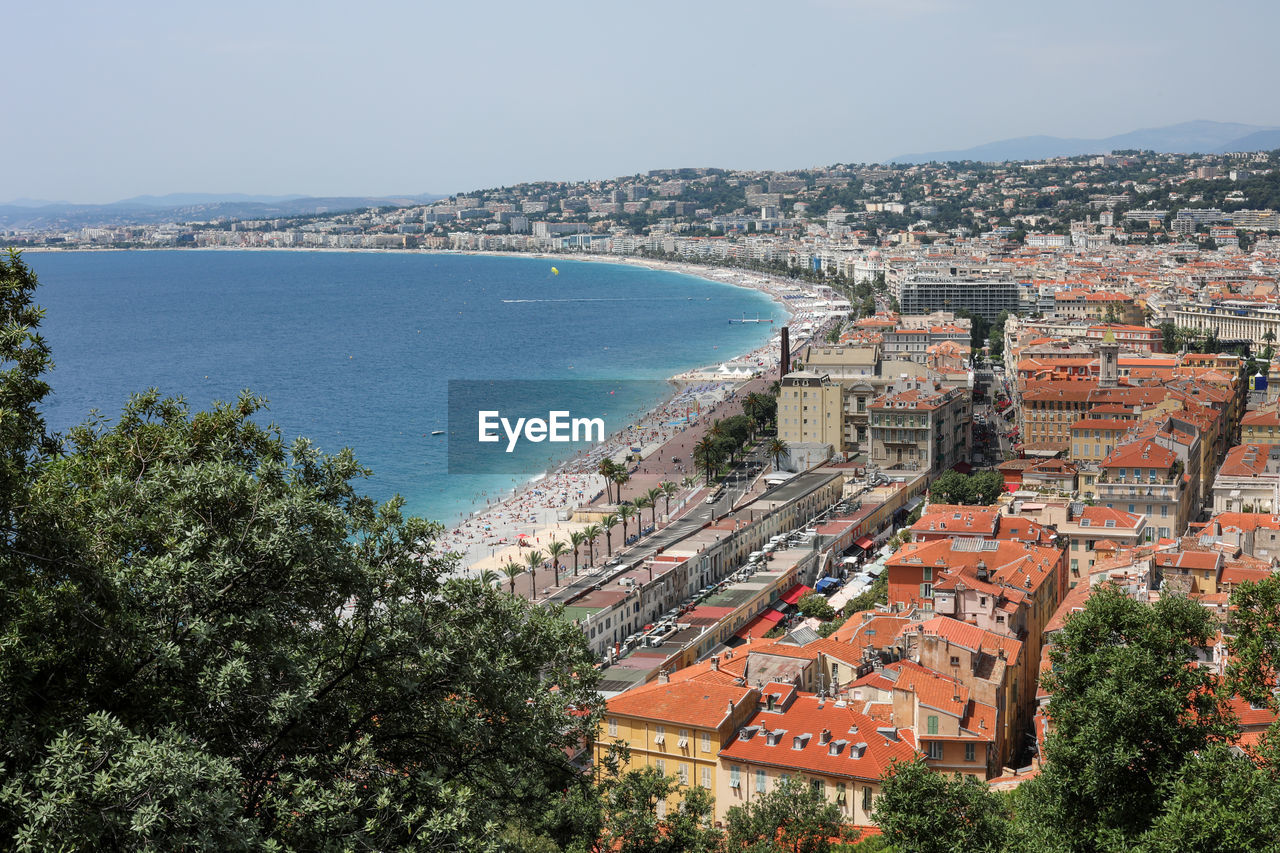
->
727, 700, 735, 716
659, 669, 670, 684
781, 326, 791, 376
711, 655, 721, 672
820, 728, 832, 745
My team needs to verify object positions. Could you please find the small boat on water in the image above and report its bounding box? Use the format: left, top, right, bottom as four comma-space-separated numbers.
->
431, 430, 445, 436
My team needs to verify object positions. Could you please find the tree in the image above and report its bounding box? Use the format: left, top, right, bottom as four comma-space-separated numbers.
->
724, 775, 853, 852
645, 487, 663, 528
597, 766, 721, 853
602, 514, 619, 557
618, 504, 637, 545
1014, 586, 1234, 850
767, 437, 790, 471
695, 435, 720, 484
599, 458, 620, 503
970, 470, 1005, 504
1136, 744, 1280, 853
797, 594, 836, 621
0, 255, 604, 850
583, 523, 602, 567
569, 530, 586, 577
612, 467, 631, 503
660, 481, 678, 517
502, 561, 524, 595
525, 549, 546, 600
547, 538, 568, 588
873, 758, 1009, 853
928, 469, 974, 504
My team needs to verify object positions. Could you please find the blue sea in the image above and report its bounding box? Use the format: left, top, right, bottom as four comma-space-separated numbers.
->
26, 250, 781, 525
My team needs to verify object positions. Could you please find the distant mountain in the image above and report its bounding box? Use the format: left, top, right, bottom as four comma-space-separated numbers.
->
0, 192, 450, 231
889, 120, 1280, 164
113, 193, 311, 208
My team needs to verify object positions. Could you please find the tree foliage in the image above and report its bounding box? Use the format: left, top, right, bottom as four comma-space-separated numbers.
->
1013, 587, 1233, 850
873, 758, 1008, 853
724, 775, 854, 853
0, 252, 602, 850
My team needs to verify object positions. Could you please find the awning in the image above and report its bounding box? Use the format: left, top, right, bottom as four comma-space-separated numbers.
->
854, 535, 875, 549
736, 608, 786, 639
815, 577, 840, 593
778, 583, 812, 605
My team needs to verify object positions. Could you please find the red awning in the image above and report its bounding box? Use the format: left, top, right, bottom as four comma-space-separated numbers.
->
736, 608, 785, 639
855, 536, 875, 549
778, 583, 812, 605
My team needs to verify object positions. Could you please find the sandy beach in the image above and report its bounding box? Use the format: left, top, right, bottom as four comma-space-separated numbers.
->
431, 250, 841, 589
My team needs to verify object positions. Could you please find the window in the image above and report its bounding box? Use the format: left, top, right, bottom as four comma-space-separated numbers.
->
701, 766, 711, 789
655, 759, 665, 776
926, 715, 939, 735
965, 743, 976, 762
701, 731, 711, 753
862, 786, 873, 813
927, 741, 945, 760
756, 769, 766, 793
920, 582, 933, 599
654, 725, 665, 745
656, 799, 666, 819
678, 729, 689, 748
811, 778, 824, 798
678, 763, 689, 785
922, 567, 933, 582
608, 718, 617, 737
730, 765, 742, 788
836, 782, 847, 805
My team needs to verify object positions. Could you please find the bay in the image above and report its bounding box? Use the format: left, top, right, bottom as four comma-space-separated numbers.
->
25, 250, 781, 525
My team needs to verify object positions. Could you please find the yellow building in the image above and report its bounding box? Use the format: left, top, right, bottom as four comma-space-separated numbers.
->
777, 371, 844, 450
600, 674, 759, 815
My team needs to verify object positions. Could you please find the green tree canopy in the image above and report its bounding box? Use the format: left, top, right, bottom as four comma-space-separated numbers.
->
873, 757, 1008, 853
1013, 586, 1234, 850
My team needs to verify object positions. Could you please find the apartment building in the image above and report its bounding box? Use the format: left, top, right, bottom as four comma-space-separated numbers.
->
868, 381, 971, 473
1211, 444, 1280, 514
601, 676, 760, 815
716, 686, 916, 825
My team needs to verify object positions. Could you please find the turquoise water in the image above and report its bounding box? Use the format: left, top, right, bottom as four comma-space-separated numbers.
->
26, 250, 781, 525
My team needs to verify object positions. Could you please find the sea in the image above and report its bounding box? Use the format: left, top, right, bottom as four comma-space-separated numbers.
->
26, 250, 782, 526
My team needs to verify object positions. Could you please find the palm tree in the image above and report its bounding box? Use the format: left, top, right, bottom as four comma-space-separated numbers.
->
478, 569, 500, 590
601, 514, 618, 557
502, 561, 523, 596
569, 530, 586, 577
582, 524, 601, 567
618, 503, 636, 544
645, 487, 663, 527
660, 481, 678, 517
634, 496, 652, 533
768, 437, 790, 471
598, 458, 619, 503
524, 549, 545, 601
547, 539, 568, 588
611, 468, 630, 504
682, 474, 697, 489
694, 435, 719, 484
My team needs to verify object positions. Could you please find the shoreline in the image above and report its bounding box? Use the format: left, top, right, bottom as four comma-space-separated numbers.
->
427, 253, 836, 573
25, 246, 838, 568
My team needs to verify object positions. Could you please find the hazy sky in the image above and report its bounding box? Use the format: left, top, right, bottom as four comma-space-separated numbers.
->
8, 0, 1280, 203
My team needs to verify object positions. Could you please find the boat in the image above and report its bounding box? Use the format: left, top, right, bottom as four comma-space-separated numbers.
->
431, 430, 445, 435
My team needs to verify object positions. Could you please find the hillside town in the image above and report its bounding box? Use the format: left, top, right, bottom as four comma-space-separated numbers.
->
15, 146, 1280, 841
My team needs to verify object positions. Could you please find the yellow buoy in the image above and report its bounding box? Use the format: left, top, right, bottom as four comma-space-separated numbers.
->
551, 266, 559, 275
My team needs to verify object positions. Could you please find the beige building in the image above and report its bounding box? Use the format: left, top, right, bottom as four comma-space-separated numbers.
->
777, 372, 844, 451
868, 380, 971, 473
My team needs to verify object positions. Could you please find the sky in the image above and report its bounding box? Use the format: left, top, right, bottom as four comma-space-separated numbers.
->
7, 0, 1280, 204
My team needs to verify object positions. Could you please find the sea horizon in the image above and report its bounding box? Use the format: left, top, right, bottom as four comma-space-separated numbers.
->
26, 249, 785, 526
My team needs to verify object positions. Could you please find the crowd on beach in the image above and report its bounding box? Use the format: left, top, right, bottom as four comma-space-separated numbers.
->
427, 259, 827, 574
